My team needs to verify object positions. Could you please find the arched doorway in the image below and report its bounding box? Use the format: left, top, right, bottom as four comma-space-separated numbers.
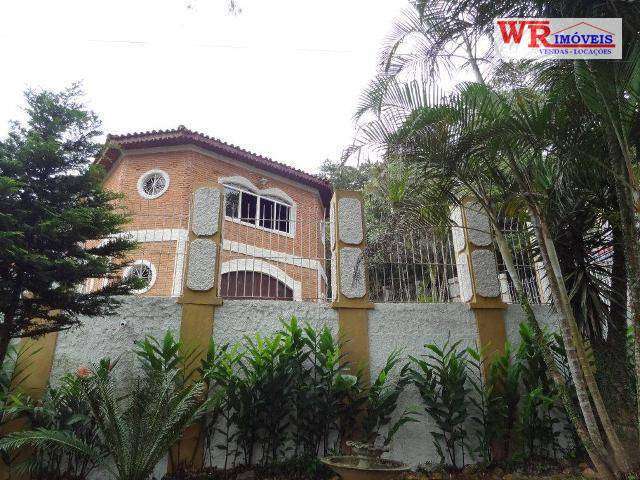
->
220, 271, 293, 300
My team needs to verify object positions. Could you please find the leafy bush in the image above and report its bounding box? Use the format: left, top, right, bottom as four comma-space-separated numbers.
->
363, 348, 417, 447
199, 317, 371, 468
0, 344, 35, 470
2, 317, 576, 477
410, 338, 469, 468
196, 317, 418, 469
0, 349, 213, 480
20, 367, 109, 479
409, 327, 578, 468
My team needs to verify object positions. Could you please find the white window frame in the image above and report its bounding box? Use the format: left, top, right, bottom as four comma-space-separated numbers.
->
137, 169, 170, 200
122, 259, 157, 294
223, 185, 296, 237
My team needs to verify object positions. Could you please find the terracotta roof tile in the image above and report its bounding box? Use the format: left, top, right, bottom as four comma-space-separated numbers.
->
99, 126, 332, 206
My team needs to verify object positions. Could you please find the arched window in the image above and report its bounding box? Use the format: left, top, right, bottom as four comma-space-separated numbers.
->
220, 271, 293, 300
219, 259, 301, 300
219, 176, 295, 235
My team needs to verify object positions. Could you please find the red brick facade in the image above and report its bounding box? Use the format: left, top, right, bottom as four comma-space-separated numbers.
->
97, 129, 331, 301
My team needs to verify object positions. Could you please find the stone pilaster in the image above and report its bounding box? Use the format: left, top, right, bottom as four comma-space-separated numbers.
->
450, 198, 507, 363
330, 190, 373, 384
174, 185, 224, 471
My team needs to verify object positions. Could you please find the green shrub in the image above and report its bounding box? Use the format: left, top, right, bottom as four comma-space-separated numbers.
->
0, 354, 214, 480
409, 338, 469, 468
362, 348, 417, 447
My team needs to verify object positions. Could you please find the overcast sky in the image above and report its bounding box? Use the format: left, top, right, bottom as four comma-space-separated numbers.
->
0, 0, 413, 174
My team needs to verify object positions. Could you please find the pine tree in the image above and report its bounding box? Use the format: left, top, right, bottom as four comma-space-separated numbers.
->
0, 84, 140, 367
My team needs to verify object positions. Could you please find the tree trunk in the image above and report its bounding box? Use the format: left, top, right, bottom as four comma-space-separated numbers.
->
493, 227, 614, 479
607, 131, 640, 450
535, 215, 633, 474
603, 223, 631, 409
0, 324, 11, 371
608, 224, 629, 352
463, 35, 485, 85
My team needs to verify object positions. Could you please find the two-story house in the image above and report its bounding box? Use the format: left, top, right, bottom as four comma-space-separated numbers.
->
94, 126, 332, 301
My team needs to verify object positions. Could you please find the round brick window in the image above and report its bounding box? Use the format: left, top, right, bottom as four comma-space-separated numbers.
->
124, 260, 157, 294
137, 170, 169, 199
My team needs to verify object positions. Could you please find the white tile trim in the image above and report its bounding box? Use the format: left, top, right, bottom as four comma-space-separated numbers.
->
222, 239, 327, 282
109, 229, 188, 297
103, 229, 327, 297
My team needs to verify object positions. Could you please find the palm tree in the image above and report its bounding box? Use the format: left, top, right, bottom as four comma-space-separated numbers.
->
0, 363, 214, 480
350, 71, 640, 475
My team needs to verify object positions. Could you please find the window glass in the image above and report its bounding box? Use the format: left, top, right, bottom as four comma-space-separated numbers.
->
259, 198, 275, 229
223, 184, 292, 234
224, 187, 240, 218
240, 191, 257, 223
275, 203, 291, 233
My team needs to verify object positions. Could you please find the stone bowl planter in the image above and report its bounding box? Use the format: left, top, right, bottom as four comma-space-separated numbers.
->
321, 442, 410, 480
320, 455, 410, 480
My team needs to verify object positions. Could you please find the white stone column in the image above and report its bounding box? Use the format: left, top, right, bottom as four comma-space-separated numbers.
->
330, 190, 372, 388
450, 199, 502, 306
450, 198, 507, 367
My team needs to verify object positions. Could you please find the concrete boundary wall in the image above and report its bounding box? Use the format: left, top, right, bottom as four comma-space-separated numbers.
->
48, 298, 558, 471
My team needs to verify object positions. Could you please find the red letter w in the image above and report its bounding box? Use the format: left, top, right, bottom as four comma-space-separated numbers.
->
498, 20, 527, 44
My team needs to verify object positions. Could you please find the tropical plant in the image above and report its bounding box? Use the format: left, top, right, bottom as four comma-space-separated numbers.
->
135, 331, 198, 384
465, 345, 508, 463
362, 348, 417, 447
197, 317, 419, 468
516, 323, 561, 459
410, 338, 469, 468
0, 358, 213, 480
351, 69, 638, 478
486, 344, 522, 460
359, 1, 640, 476
12, 366, 110, 479
0, 343, 34, 469
242, 332, 296, 465
200, 339, 242, 469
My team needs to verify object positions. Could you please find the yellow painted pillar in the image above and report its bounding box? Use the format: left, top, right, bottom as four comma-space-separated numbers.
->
451, 198, 507, 365
0, 331, 60, 480
329, 190, 373, 385
172, 184, 224, 471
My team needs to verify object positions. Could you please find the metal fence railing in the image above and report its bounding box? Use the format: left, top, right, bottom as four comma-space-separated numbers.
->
494, 217, 542, 305
218, 206, 331, 302
79, 199, 189, 297
81, 188, 546, 306
366, 230, 459, 303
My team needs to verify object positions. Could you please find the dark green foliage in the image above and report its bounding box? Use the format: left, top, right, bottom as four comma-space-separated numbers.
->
412, 330, 580, 467
0, 343, 36, 469
198, 317, 414, 470
515, 323, 560, 460
318, 159, 374, 191
18, 367, 110, 479
466, 345, 508, 463
485, 345, 522, 459
199, 317, 371, 468
200, 340, 243, 469
0, 351, 214, 480
0, 85, 140, 367
362, 348, 417, 447
410, 338, 469, 468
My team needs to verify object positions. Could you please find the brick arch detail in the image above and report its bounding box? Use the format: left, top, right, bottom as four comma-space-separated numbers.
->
220, 258, 302, 301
